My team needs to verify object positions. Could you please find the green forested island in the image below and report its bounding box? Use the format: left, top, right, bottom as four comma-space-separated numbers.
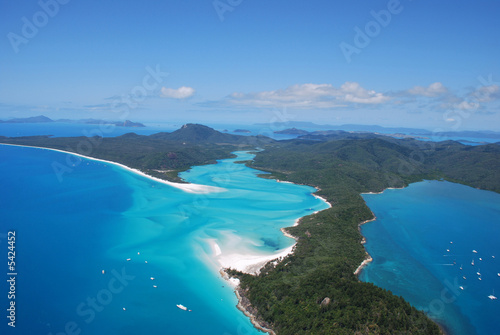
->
1, 124, 499, 334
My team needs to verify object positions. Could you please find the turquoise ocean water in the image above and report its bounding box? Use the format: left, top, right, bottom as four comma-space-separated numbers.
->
360, 181, 500, 335
0, 145, 329, 335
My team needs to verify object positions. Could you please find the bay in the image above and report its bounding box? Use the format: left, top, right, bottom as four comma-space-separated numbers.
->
360, 180, 500, 335
0, 145, 329, 335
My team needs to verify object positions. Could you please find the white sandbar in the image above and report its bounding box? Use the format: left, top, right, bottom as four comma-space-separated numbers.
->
0, 143, 226, 194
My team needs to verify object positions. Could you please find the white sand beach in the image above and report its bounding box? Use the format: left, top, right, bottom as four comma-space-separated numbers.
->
0, 143, 226, 194
210, 239, 295, 275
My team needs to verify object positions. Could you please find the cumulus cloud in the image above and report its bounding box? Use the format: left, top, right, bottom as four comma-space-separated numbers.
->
160, 86, 195, 99
407, 82, 448, 97
223, 82, 390, 109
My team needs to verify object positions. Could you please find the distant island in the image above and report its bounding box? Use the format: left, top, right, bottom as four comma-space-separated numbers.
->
0, 115, 54, 123
0, 115, 145, 127
273, 128, 309, 135
2, 123, 499, 334
257, 121, 500, 140
233, 129, 251, 133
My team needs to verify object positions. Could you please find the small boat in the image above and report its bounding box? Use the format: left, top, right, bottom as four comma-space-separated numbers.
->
459, 286, 464, 290
471, 259, 475, 266
150, 277, 155, 280
138, 252, 140, 255
478, 276, 482, 281
126, 258, 131, 261
450, 241, 453, 244
479, 258, 483, 261
473, 250, 478, 253
460, 265, 463, 270
153, 285, 157, 288
123, 307, 126, 311
177, 304, 188, 311
477, 269, 481, 276
489, 295, 498, 300
498, 273, 500, 277
145, 261, 148, 264
463, 276, 467, 280
102, 270, 105, 274
446, 249, 450, 252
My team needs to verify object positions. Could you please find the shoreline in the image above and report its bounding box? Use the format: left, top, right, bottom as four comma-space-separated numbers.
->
0, 143, 226, 194
357, 187, 449, 335
354, 214, 377, 276
5, 143, 328, 335
220, 268, 276, 335
354, 186, 406, 276
210, 239, 296, 275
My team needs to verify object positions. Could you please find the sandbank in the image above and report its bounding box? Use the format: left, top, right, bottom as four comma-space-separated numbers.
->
0, 143, 226, 194
209, 239, 295, 275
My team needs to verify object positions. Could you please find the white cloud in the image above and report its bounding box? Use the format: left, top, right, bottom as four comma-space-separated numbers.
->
470, 85, 500, 102
224, 82, 390, 109
160, 86, 195, 99
407, 82, 448, 97
455, 101, 479, 110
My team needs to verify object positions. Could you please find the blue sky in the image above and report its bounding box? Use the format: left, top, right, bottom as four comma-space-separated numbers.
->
1, 0, 499, 130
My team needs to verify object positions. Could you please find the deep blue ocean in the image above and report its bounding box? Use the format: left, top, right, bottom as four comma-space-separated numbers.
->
0, 145, 329, 335
1, 122, 499, 335
360, 181, 500, 335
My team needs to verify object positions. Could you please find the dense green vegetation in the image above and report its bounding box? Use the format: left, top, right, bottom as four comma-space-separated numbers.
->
228, 136, 499, 334
2, 124, 499, 334
0, 124, 271, 182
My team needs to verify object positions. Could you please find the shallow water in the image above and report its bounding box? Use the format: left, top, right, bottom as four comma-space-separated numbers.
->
0, 145, 328, 335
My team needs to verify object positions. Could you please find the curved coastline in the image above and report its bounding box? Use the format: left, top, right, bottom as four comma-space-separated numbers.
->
358, 186, 451, 335
0, 143, 226, 194
3, 143, 332, 335
355, 187, 406, 276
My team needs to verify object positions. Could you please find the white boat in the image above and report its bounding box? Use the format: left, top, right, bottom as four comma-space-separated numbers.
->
463, 276, 467, 280
489, 295, 498, 300
177, 304, 188, 311
126, 258, 131, 261
460, 264, 463, 270
459, 286, 464, 290
150, 277, 155, 280
477, 269, 481, 276
102, 270, 105, 274
479, 258, 482, 261
446, 249, 450, 252
471, 259, 475, 266
498, 273, 500, 277
473, 250, 478, 253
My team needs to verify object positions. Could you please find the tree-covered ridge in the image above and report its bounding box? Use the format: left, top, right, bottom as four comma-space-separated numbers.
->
231, 136, 499, 334
0, 124, 271, 182
2, 125, 499, 334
